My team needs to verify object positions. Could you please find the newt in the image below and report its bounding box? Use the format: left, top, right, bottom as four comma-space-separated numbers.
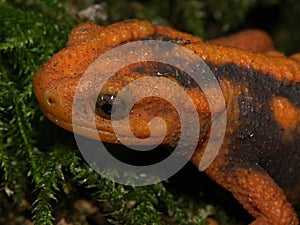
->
33, 20, 300, 225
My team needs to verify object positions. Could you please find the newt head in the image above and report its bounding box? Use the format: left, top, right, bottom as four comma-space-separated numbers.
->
34, 58, 218, 148
33, 20, 225, 148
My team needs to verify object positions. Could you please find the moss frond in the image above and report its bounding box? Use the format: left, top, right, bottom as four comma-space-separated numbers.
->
0, 0, 74, 223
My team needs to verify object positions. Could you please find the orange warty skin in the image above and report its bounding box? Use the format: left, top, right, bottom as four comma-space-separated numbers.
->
33, 20, 300, 225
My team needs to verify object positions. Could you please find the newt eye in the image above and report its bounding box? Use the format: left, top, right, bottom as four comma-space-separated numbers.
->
95, 94, 128, 120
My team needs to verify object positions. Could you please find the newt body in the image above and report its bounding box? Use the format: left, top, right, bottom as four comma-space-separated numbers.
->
33, 20, 300, 225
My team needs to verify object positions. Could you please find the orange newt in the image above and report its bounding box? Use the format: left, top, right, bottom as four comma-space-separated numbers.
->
33, 20, 300, 225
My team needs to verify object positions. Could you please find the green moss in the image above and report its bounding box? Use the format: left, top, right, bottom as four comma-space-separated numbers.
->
0, 0, 74, 223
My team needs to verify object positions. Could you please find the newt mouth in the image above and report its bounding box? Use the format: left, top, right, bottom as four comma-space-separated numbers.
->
44, 111, 169, 146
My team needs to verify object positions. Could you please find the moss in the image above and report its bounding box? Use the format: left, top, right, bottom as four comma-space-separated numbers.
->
0, 1, 74, 223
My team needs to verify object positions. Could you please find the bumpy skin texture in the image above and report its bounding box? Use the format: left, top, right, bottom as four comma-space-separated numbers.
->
33, 20, 300, 225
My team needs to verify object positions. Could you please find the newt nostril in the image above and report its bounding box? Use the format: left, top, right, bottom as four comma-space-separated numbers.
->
43, 93, 60, 108
46, 96, 57, 106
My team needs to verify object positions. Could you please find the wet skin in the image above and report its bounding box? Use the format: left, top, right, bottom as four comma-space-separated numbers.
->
33, 20, 300, 225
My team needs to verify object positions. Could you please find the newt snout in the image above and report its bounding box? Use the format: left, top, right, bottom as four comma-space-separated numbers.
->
34, 20, 300, 225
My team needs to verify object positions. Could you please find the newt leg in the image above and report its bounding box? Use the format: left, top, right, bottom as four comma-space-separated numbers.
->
206, 166, 298, 225
290, 53, 300, 64
209, 29, 274, 53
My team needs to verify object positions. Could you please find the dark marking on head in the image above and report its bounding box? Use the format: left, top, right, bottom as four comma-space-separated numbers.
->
126, 34, 198, 88
143, 34, 192, 45
131, 62, 200, 88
